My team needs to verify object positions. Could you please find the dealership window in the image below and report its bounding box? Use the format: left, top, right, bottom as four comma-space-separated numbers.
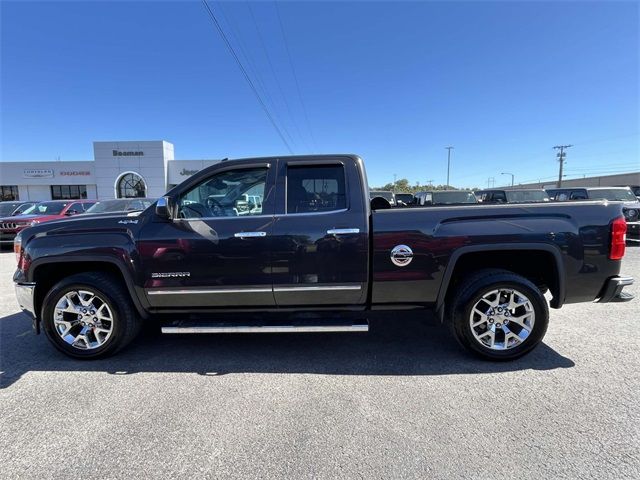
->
0, 185, 19, 201
51, 185, 88, 200
116, 172, 147, 198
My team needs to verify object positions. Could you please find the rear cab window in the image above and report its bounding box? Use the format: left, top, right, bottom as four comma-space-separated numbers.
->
286, 164, 347, 214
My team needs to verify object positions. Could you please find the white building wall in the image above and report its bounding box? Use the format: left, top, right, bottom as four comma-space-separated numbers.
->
85, 184, 98, 199
93, 141, 172, 199
1, 140, 220, 201
23, 185, 51, 201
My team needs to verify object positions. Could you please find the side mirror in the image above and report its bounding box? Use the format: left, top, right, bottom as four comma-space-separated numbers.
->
156, 196, 172, 218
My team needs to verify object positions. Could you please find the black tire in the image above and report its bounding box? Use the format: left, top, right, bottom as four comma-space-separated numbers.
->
448, 269, 549, 361
41, 272, 141, 359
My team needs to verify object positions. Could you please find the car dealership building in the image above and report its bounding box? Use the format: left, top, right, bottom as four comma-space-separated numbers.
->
0, 140, 220, 201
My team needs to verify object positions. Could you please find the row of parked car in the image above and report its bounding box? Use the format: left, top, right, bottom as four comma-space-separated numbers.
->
0, 198, 155, 246
370, 185, 640, 241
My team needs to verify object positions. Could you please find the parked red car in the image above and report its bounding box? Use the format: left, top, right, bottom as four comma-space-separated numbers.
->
0, 200, 95, 246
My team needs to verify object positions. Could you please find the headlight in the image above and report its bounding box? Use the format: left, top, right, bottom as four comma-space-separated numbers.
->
625, 209, 638, 220
29, 220, 40, 226
14, 234, 22, 264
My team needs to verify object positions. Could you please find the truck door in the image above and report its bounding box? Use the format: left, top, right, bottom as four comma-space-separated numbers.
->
140, 162, 276, 308
271, 158, 368, 306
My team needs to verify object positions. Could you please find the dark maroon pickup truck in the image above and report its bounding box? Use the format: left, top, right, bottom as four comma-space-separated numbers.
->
13, 155, 634, 360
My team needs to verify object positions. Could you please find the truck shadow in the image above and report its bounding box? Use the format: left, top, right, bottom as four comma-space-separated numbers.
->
0, 312, 574, 388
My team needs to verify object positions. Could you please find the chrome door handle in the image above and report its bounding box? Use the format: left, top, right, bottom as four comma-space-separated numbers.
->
327, 228, 360, 235
234, 231, 267, 238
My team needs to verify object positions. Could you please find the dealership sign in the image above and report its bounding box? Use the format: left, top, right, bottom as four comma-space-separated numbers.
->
113, 150, 144, 157
179, 168, 199, 176
60, 171, 91, 176
23, 169, 54, 178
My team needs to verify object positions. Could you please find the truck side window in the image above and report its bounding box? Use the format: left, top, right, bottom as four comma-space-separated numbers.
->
287, 164, 346, 214
178, 167, 267, 218
493, 192, 507, 203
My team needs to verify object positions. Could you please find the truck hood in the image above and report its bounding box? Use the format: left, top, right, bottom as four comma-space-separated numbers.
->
16, 212, 148, 242
0, 214, 44, 222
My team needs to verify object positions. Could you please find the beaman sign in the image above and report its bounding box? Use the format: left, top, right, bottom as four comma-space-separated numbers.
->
113, 150, 144, 157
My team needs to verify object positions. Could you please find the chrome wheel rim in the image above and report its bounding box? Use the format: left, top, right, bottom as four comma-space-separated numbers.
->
469, 288, 535, 350
53, 290, 114, 350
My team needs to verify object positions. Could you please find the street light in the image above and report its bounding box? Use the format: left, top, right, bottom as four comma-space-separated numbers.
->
501, 172, 514, 187
445, 146, 454, 187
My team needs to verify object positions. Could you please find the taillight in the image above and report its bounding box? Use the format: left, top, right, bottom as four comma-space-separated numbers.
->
609, 216, 627, 260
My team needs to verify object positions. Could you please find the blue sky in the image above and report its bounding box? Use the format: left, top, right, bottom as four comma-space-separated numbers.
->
1, 0, 638, 188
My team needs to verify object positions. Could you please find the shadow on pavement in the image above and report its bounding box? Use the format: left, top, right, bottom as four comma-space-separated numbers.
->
0, 311, 574, 388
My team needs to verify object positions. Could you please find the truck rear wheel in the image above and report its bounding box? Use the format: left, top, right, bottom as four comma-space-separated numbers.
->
41, 272, 141, 359
449, 269, 549, 360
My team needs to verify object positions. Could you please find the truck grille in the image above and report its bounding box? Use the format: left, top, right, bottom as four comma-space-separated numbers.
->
624, 208, 639, 222
0, 222, 18, 230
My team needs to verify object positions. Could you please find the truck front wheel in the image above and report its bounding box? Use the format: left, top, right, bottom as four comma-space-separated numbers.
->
41, 272, 142, 359
449, 269, 549, 360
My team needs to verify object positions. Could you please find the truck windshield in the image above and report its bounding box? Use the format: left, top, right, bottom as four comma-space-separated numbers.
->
395, 194, 414, 204
432, 191, 477, 204
86, 200, 131, 213
587, 189, 637, 202
505, 190, 549, 203
22, 202, 68, 215
0, 203, 21, 216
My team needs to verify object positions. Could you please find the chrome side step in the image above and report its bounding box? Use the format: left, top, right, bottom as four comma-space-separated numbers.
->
161, 322, 369, 334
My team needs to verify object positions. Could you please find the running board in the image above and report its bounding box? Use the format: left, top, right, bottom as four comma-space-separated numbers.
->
161, 320, 369, 334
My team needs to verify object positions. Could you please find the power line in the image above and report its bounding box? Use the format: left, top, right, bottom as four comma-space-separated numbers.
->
275, 1, 317, 152
215, 2, 287, 137
201, 0, 294, 154
246, 1, 305, 151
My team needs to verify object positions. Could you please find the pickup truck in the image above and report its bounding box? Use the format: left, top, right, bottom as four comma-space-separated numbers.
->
13, 155, 634, 360
546, 187, 640, 241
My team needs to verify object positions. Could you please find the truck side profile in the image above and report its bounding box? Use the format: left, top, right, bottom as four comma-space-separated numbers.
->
13, 155, 634, 360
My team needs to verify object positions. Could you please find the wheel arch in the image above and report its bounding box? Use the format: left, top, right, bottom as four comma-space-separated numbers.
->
435, 243, 565, 321
30, 256, 148, 325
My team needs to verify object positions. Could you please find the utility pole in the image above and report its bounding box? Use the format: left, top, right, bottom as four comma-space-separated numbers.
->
553, 144, 572, 187
487, 177, 495, 188
445, 146, 454, 187
427, 179, 433, 188
501, 172, 515, 187
393, 173, 397, 192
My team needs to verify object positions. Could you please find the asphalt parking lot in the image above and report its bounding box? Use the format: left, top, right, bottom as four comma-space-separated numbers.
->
1, 248, 639, 479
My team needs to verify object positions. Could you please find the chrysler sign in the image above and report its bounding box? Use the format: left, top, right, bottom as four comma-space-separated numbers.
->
24, 169, 54, 178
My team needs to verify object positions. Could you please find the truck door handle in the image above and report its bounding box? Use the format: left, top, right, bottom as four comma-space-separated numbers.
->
234, 231, 267, 238
327, 228, 360, 235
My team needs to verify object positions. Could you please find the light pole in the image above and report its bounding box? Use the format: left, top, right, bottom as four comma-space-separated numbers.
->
501, 172, 514, 187
553, 144, 572, 187
445, 146, 454, 187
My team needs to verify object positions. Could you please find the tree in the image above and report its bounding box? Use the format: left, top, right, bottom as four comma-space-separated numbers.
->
370, 179, 469, 193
